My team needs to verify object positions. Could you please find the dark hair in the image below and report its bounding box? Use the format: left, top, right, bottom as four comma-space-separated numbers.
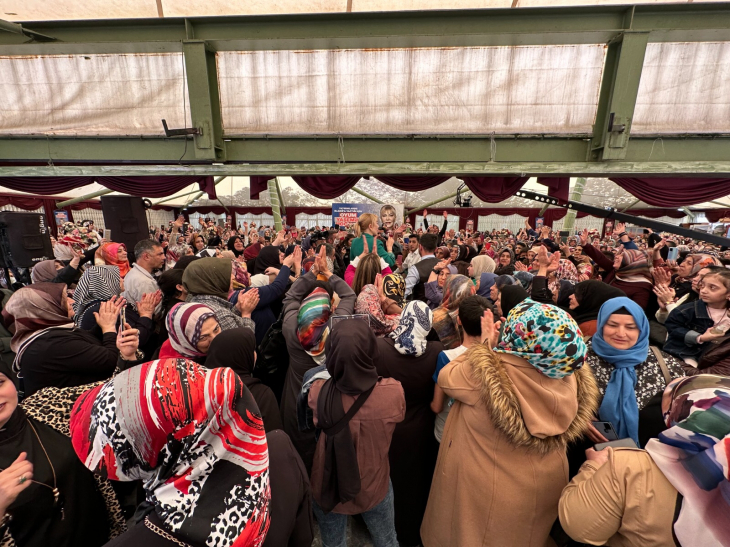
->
452, 260, 470, 276
173, 255, 200, 270
158, 269, 184, 303
315, 242, 335, 258
134, 238, 162, 260
612, 306, 633, 316
420, 233, 438, 253
408, 233, 420, 243
459, 295, 493, 337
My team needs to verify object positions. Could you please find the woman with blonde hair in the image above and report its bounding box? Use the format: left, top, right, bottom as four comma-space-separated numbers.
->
349, 213, 396, 268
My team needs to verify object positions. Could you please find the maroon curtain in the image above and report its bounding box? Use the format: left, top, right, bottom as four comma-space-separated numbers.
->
0, 176, 216, 199
462, 177, 529, 203
537, 177, 570, 203
249, 177, 273, 200
704, 209, 730, 223
291, 177, 361, 200
375, 176, 451, 190
609, 178, 730, 207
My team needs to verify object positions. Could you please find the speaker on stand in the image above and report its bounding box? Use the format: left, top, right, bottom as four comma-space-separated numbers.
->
0, 212, 55, 287
100, 196, 151, 264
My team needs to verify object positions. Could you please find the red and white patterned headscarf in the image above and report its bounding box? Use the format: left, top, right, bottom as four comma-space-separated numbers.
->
70, 359, 271, 547
166, 302, 217, 358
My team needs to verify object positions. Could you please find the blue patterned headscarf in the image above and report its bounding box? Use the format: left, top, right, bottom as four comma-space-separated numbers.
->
496, 298, 586, 379
592, 296, 649, 445
390, 301, 433, 357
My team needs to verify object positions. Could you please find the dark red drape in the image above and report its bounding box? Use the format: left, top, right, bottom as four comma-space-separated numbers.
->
374, 176, 451, 190
704, 209, 730, 223
537, 177, 570, 203
609, 178, 730, 207
0, 176, 216, 200
461, 177, 530, 203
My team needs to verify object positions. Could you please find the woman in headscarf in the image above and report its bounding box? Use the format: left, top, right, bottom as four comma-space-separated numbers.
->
560, 375, 730, 547
307, 321, 405, 546
30, 257, 83, 287
548, 259, 578, 296
183, 257, 257, 332
207, 327, 283, 432
0, 373, 125, 547
568, 280, 627, 337
3, 284, 122, 397
669, 253, 722, 300
424, 263, 457, 310
421, 299, 598, 547
281, 268, 357, 474
376, 302, 443, 547
95, 242, 130, 278
581, 238, 654, 309
584, 297, 685, 448
476, 272, 498, 300
253, 245, 283, 276
355, 284, 402, 337
431, 274, 475, 350
73, 265, 160, 356
69, 359, 271, 547
158, 302, 220, 362
494, 248, 516, 276
495, 284, 528, 319
382, 273, 406, 309
227, 234, 246, 258
468, 255, 496, 286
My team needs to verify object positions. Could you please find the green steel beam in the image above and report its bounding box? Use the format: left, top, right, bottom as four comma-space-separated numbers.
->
182, 41, 226, 161
4, 161, 730, 178
591, 31, 650, 160
268, 178, 283, 232
2, 136, 729, 164
350, 186, 385, 204
1, 4, 730, 55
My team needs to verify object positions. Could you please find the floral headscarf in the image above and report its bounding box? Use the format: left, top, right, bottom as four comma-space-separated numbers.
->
355, 284, 401, 337
496, 298, 586, 379
165, 243, 190, 270
70, 359, 271, 547
646, 375, 730, 547
615, 249, 652, 283
549, 259, 578, 294
231, 259, 251, 289
390, 301, 432, 357
680, 253, 723, 280
440, 274, 475, 311
382, 273, 405, 308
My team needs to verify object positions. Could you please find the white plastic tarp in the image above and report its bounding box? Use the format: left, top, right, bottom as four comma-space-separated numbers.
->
217, 45, 607, 135
0, 53, 191, 135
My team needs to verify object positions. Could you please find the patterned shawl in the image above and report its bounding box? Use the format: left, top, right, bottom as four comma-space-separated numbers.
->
31, 260, 60, 284
296, 287, 331, 364
72, 266, 121, 324
98, 242, 130, 278
166, 302, 217, 358
355, 284, 401, 337
549, 259, 578, 294
3, 283, 73, 353
680, 253, 723, 281
390, 301, 432, 357
165, 243, 190, 270
646, 375, 730, 547
69, 359, 271, 547
496, 298, 586, 379
615, 249, 652, 283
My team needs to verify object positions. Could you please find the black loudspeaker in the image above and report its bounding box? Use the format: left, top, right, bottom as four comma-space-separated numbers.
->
100, 196, 150, 264
0, 212, 54, 268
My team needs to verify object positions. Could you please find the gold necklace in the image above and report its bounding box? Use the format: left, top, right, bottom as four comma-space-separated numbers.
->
27, 422, 62, 517
144, 516, 192, 547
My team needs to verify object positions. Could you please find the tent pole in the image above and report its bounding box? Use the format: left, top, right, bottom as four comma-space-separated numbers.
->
351, 187, 384, 204
268, 179, 283, 232
275, 178, 287, 215
56, 188, 113, 208
620, 198, 641, 213
406, 191, 459, 216
153, 176, 227, 207
563, 177, 588, 231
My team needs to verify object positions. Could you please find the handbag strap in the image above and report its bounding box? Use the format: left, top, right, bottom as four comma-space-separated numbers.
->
324, 382, 377, 437
650, 346, 672, 385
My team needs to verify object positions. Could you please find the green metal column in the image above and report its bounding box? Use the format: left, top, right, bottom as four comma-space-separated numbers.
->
562, 177, 587, 233
275, 177, 287, 215
268, 178, 283, 232
591, 31, 650, 160
182, 40, 226, 161
351, 187, 384, 204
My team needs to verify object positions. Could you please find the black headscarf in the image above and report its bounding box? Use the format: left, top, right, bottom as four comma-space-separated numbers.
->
316, 321, 380, 513
500, 285, 528, 318
227, 236, 245, 258
206, 327, 284, 432
172, 255, 201, 271
555, 279, 576, 309
570, 280, 627, 325
253, 246, 282, 275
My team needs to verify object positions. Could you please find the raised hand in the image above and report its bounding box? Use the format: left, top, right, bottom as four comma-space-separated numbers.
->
358, 235, 371, 259
579, 228, 589, 247
480, 309, 502, 347
653, 267, 672, 286
94, 295, 126, 333
136, 290, 161, 319
117, 322, 140, 360
0, 453, 34, 515
237, 288, 260, 317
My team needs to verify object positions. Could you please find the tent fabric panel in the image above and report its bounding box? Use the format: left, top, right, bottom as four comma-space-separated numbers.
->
633, 42, 730, 134
0, 53, 190, 136
218, 45, 605, 135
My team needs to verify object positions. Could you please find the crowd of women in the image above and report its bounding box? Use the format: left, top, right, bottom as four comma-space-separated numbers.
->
0, 210, 727, 547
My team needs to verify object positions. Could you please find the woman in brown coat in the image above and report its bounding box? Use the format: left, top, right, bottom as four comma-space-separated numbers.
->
421, 299, 599, 547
